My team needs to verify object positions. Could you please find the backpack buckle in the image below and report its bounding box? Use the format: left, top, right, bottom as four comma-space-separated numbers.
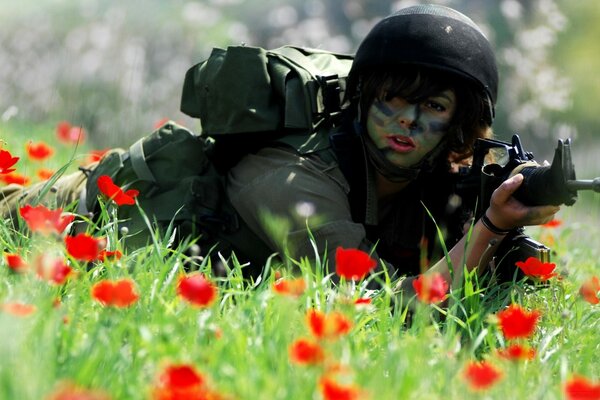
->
316, 74, 341, 117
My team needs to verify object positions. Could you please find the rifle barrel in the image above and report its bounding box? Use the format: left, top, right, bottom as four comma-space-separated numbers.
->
566, 177, 600, 193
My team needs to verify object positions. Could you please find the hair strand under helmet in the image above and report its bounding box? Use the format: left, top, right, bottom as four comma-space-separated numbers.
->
349, 4, 498, 124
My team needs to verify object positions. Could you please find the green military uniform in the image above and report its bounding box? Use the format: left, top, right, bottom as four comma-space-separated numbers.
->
226, 124, 465, 279
1, 24, 475, 279
1, 122, 464, 281
227, 146, 374, 266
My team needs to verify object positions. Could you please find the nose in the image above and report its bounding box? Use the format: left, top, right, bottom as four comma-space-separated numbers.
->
397, 103, 420, 129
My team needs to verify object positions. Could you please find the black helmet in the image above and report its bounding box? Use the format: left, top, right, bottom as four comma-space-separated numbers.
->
349, 4, 498, 123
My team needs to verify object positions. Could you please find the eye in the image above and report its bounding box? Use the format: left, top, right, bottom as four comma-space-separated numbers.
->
424, 100, 446, 113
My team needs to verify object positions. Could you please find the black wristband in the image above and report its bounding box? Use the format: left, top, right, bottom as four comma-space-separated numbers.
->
480, 213, 511, 235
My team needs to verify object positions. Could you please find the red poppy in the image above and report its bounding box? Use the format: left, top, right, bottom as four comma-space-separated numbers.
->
289, 337, 325, 365
161, 364, 204, 387
152, 363, 226, 400
319, 375, 361, 400
412, 272, 449, 304
542, 219, 562, 228
335, 247, 377, 281
91, 279, 139, 307
307, 309, 352, 340
1, 302, 37, 316
26, 141, 54, 161
56, 121, 86, 144
35, 254, 74, 285
97, 175, 139, 206
36, 168, 55, 180
0, 172, 30, 185
515, 257, 557, 281
497, 304, 541, 340
564, 375, 600, 400
354, 297, 371, 305
56, 121, 72, 142
579, 276, 600, 305
463, 360, 503, 391
154, 118, 171, 129
273, 277, 306, 297
4, 253, 28, 273
19, 204, 75, 235
0, 148, 19, 174
177, 274, 218, 307
87, 149, 110, 163
213, 327, 223, 340
324, 363, 353, 377
497, 343, 536, 361
46, 381, 111, 400
98, 249, 123, 262
65, 233, 103, 261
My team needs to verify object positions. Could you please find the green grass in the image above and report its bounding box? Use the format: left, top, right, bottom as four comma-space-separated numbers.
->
1, 120, 599, 399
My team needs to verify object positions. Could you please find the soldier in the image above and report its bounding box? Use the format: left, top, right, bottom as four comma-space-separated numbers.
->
224, 4, 559, 286
1, 5, 559, 289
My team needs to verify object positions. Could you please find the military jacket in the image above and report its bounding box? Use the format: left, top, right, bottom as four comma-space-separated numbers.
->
225, 125, 466, 279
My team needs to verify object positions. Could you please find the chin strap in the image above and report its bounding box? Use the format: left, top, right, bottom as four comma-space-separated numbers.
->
358, 123, 448, 182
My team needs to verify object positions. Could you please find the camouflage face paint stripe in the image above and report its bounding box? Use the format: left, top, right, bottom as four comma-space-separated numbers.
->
370, 100, 424, 135
365, 89, 456, 169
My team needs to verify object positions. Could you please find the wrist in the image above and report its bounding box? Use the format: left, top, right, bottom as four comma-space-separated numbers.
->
481, 212, 511, 235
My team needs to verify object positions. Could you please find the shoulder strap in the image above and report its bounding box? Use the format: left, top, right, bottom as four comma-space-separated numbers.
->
272, 46, 349, 119
129, 138, 157, 183
272, 46, 322, 78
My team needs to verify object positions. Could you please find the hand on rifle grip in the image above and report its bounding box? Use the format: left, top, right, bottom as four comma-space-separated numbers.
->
487, 173, 561, 231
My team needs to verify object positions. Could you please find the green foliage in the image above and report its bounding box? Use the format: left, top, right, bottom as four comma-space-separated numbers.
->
553, 1, 600, 136
1, 121, 599, 399
2, 0, 599, 165
2, 218, 598, 399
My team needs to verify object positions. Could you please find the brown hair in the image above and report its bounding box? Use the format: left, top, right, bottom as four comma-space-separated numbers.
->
346, 65, 493, 163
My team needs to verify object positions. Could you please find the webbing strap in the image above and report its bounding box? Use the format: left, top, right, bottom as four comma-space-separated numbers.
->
273, 46, 322, 78
274, 46, 347, 120
274, 46, 332, 120
129, 138, 156, 183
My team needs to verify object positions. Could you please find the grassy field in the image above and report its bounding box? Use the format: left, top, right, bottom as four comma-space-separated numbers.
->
1, 120, 599, 400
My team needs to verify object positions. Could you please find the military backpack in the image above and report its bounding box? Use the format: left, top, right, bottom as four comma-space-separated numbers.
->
86, 45, 354, 252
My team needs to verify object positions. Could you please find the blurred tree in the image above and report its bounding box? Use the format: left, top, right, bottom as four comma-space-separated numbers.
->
553, 1, 600, 139
488, 0, 573, 158
0, 0, 235, 146
0, 0, 596, 162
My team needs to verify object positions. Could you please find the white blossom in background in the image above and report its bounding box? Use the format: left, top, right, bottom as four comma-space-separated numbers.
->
0, 0, 579, 149
498, 0, 573, 139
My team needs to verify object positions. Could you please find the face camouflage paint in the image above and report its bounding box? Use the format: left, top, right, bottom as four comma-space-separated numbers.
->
366, 90, 456, 168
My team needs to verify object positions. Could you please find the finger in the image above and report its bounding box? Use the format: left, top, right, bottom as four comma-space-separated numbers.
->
530, 215, 557, 226
524, 205, 561, 225
536, 205, 561, 217
494, 174, 524, 204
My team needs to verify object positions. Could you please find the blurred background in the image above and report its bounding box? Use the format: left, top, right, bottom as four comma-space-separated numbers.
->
1, 0, 599, 170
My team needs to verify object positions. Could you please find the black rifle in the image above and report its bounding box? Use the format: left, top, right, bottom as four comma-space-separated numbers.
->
457, 134, 600, 278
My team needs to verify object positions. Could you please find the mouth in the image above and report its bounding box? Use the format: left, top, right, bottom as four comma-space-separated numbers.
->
386, 135, 415, 153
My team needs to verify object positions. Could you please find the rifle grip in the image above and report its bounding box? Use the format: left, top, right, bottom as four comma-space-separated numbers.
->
478, 163, 505, 217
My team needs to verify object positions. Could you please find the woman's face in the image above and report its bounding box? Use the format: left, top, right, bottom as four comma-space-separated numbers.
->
366, 90, 457, 168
